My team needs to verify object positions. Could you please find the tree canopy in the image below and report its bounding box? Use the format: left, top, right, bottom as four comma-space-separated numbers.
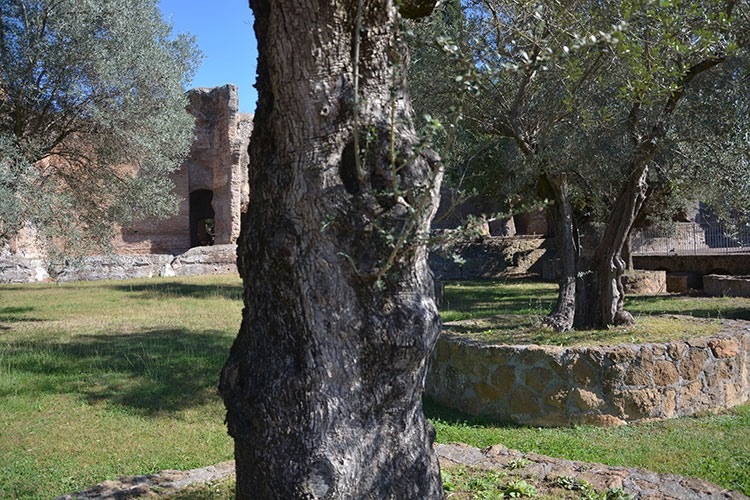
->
0, 0, 201, 257
410, 0, 749, 329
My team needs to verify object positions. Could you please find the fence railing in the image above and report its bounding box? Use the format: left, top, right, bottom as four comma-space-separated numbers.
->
631, 223, 750, 255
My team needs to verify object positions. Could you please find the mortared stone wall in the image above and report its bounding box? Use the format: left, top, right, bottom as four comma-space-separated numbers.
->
426, 322, 750, 426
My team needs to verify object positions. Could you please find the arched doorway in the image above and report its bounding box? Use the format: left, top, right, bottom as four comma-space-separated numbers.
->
189, 189, 215, 247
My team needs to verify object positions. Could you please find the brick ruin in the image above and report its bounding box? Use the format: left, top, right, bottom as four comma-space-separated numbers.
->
7, 84, 252, 259
113, 84, 253, 255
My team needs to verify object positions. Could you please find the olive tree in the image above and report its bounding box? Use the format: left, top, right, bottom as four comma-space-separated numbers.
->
0, 0, 201, 257
410, 0, 749, 330
218, 0, 446, 498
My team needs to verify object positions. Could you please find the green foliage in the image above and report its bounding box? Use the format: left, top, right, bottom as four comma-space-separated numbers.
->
409, 0, 749, 230
438, 278, 748, 345
505, 457, 532, 470
0, 0, 201, 257
502, 480, 538, 498
555, 475, 590, 491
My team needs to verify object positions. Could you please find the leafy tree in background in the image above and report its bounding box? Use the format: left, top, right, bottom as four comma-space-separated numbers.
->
410, 0, 749, 330
0, 0, 201, 258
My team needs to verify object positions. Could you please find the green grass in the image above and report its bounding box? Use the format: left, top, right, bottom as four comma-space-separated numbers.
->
439, 278, 750, 345
1, 274, 748, 498
0, 275, 242, 499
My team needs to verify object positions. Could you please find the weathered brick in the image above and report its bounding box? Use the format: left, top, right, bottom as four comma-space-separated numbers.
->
544, 386, 571, 410
662, 389, 676, 417
524, 366, 555, 393
579, 413, 626, 427
666, 342, 687, 361
605, 346, 637, 364
473, 381, 503, 403
510, 387, 540, 414
705, 359, 734, 389
570, 356, 597, 387
435, 337, 451, 362
571, 388, 607, 411
681, 380, 703, 405
611, 388, 661, 420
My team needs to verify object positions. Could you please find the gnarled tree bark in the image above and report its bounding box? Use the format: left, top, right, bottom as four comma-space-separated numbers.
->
219, 1, 444, 499
589, 162, 649, 326
540, 173, 577, 332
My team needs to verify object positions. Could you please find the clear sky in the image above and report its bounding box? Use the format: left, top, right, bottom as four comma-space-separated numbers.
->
158, 0, 258, 114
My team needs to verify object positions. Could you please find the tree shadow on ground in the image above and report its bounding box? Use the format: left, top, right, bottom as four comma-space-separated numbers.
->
423, 394, 516, 429
0, 306, 48, 328
108, 282, 243, 301
2, 327, 234, 414
627, 294, 750, 320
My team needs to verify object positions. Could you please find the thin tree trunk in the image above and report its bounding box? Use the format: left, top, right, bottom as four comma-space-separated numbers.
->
577, 162, 649, 327
541, 173, 576, 332
622, 229, 634, 271
219, 1, 444, 499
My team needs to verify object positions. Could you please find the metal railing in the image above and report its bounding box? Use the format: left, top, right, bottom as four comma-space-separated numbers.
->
631, 222, 750, 255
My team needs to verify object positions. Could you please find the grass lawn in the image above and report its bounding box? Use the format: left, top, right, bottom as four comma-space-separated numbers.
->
440, 278, 750, 345
1, 274, 748, 498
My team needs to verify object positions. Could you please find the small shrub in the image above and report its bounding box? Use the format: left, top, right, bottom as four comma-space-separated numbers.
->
505, 457, 532, 470
502, 480, 538, 498
554, 475, 590, 491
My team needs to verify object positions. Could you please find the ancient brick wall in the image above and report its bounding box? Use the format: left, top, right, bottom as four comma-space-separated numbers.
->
115, 84, 253, 254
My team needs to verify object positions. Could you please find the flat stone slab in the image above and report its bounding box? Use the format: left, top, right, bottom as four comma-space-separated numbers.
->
436, 442, 750, 500
54, 444, 748, 500
52, 461, 235, 500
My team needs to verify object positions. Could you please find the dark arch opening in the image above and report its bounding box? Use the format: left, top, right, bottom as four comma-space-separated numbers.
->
190, 189, 215, 247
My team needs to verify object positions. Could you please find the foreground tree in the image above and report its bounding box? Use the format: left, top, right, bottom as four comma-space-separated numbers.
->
0, 0, 200, 257
219, 1, 445, 498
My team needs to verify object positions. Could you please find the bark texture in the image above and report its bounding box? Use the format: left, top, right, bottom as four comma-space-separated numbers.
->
541, 174, 577, 332
219, 1, 444, 499
579, 163, 649, 327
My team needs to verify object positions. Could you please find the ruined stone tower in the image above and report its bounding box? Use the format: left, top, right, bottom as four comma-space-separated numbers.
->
114, 84, 253, 254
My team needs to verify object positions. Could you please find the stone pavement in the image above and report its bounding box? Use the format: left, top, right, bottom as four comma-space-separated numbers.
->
54, 443, 748, 499
437, 442, 749, 500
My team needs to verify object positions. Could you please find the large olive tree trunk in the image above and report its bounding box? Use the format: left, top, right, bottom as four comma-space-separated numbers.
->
219, 1, 444, 499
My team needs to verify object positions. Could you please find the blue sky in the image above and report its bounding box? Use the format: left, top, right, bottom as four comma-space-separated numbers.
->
158, 1, 258, 114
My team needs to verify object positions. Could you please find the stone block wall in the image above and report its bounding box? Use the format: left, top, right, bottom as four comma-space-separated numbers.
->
425, 324, 750, 426
1, 245, 238, 283
429, 236, 556, 279
113, 84, 253, 255
621, 270, 666, 294
704, 274, 750, 297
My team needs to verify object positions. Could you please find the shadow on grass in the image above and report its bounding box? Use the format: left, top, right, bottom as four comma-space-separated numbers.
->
0, 306, 47, 325
423, 394, 517, 429
108, 282, 243, 301
2, 327, 234, 414
627, 294, 750, 321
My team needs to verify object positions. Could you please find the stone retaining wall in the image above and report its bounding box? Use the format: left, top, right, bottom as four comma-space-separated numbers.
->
425, 321, 750, 426
621, 270, 667, 294
429, 236, 556, 279
0, 245, 238, 283
634, 254, 750, 276
704, 274, 750, 298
